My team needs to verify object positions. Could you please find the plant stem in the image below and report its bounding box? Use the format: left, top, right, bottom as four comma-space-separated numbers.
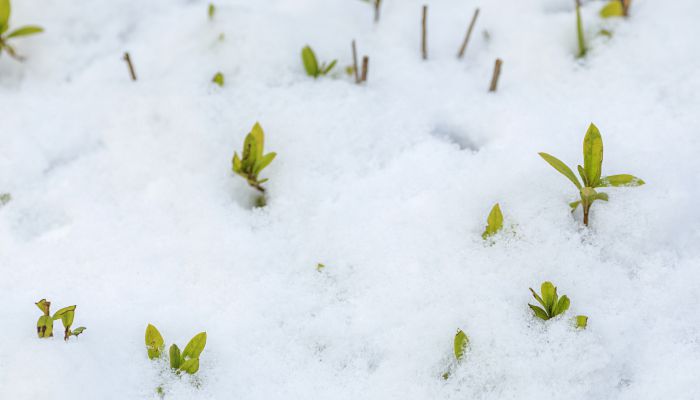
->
123, 52, 137, 81
374, 0, 382, 22
361, 56, 369, 83
583, 204, 590, 226
352, 40, 360, 84
421, 5, 428, 60
575, 0, 586, 58
457, 8, 480, 59
489, 58, 503, 92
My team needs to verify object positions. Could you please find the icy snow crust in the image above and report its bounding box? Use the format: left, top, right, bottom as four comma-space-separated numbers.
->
1, 0, 699, 399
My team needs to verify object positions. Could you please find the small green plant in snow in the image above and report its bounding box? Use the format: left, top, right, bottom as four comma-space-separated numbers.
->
482, 203, 504, 239
232, 122, 276, 196
0, 0, 43, 61
35, 299, 86, 340
208, 3, 216, 20
539, 123, 644, 226
0, 192, 10, 206
528, 282, 570, 321
442, 329, 469, 379
212, 72, 224, 87
301, 46, 337, 78
145, 324, 207, 375
575, 0, 586, 58
575, 315, 588, 329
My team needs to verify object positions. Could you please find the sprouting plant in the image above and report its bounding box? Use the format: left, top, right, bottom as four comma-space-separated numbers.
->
232, 122, 276, 196
575, 315, 588, 329
442, 329, 469, 379
539, 123, 644, 226
35, 299, 86, 340
0, 192, 10, 206
301, 46, 337, 78
316, 263, 326, 272
145, 324, 207, 375
482, 203, 504, 239
575, 0, 586, 58
0, 0, 43, 61
208, 3, 216, 20
528, 282, 570, 321
212, 72, 224, 87
600, 0, 630, 18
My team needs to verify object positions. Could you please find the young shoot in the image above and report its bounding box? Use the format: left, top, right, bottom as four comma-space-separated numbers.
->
145, 324, 207, 375
482, 203, 504, 240
212, 72, 224, 87
442, 329, 469, 379
575, 315, 588, 329
232, 122, 276, 197
0, 192, 10, 206
208, 3, 216, 20
0, 0, 43, 61
528, 282, 570, 321
575, 0, 586, 58
301, 46, 337, 78
539, 123, 644, 226
35, 299, 86, 340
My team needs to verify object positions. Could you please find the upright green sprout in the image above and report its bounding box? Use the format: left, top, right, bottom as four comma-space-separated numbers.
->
0, 192, 10, 206
301, 46, 337, 78
208, 3, 216, 20
35, 299, 86, 340
528, 282, 570, 320
539, 123, 644, 226
0, 0, 43, 61
212, 71, 224, 87
232, 122, 276, 198
575, 0, 586, 58
145, 324, 207, 375
482, 203, 504, 239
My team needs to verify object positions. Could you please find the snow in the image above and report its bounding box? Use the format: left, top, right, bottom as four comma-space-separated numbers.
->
1, 0, 700, 399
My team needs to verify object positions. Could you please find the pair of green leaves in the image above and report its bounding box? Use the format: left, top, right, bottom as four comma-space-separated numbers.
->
232, 122, 276, 193
528, 282, 570, 320
442, 329, 470, 379
0, 0, 44, 60
539, 123, 644, 225
482, 203, 504, 239
145, 324, 207, 375
35, 299, 86, 340
301, 46, 337, 78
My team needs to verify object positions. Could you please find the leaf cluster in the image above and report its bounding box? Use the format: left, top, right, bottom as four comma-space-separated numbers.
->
145, 324, 207, 375
301, 46, 337, 78
0, 0, 43, 60
35, 299, 86, 340
528, 282, 570, 320
232, 122, 276, 193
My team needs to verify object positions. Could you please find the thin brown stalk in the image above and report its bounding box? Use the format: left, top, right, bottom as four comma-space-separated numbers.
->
421, 5, 428, 60
352, 40, 360, 84
361, 56, 369, 83
489, 58, 503, 92
123, 52, 137, 81
457, 8, 480, 59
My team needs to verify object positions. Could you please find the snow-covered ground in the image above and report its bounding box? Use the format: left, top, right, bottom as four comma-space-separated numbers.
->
1, 0, 699, 399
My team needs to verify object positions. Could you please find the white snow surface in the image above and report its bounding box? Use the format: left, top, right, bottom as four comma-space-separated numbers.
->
1, 0, 699, 399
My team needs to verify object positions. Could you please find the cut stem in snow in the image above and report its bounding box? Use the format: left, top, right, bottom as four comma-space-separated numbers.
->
352, 40, 360, 84
361, 56, 369, 83
489, 58, 503, 92
457, 8, 480, 59
123, 52, 137, 81
421, 5, 428, 60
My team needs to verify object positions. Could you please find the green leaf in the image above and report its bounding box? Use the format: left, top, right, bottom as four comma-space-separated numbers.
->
454, 330, 469, 361
71, 327, 86, 336
179, 358, 200, 374
553, 295, 570, 317
481, 203, 504, 239
208, 3, 216, 20
255, 152, 276, 175
37, 315, 53, 338
301, 46, 319, 77
538, 152, 582, 189
569, 200, 582, 211
529, 304, 549, 320
182, 332, 207, 360
529, 288, 546, 309
594, 192, 609, 202
52, 305, 75, 320
6, 25, 43, 39
323, 59, 338, 74
169, 344, 182, 369
35, 299, 50, 314
0, 0, 10, 35
250, 122, 265, 160
145, 324, 165, 360
575, 315, 588, 329
577, 165, 588, 187
540, 282, 556, 314
598, 174, 645, 187
583, 123, 603, 187
232, 152, 242, 173
576, 2, 587, 58
600, 1, 624, 18
212, 72, 224, 87
241, 132, 258, 173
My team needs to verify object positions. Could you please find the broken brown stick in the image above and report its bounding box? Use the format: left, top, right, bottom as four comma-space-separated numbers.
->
489, 58, 503, 92
421, 5, 428, 60
361, 56, 369, 83
352, 40, 360, 83
457, 8, 480, 59
123, 52, 137, 81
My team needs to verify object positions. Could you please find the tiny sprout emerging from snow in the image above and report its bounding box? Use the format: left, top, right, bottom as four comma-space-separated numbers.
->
529, 282, 570, 321
442, 329, 469, 379
539, 123, 644, 226
0, 0, 43, 61
145, 324, 207, 375
232, 122, 277, 195
600, 0, 630, 18
301, 46, 337, 78
316, 263, 325, 272
482, 203, 504, 240
0, 192, 10, 206
575, 0, 586, 58
35, 299, 86, 340
212, 72, 224, 87
208, 3, 216, 20
575, 315, 588, 329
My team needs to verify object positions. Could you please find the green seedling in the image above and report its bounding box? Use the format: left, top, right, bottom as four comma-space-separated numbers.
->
528, 282, 570, 320
0, 192, 10, 206
316, 263, 325, 272
301, 46, 337, 78
208, 3, 216, 20
575, 0, 586, 58
145, 324, 207, 375
442, 329, 469, 379
212, 72, 224, 87
539, 123, 644, 226
0, 0, 43, 61
482, 203, 504, 239
575, 315, 588, 329
232, 122, 276, 196
35, 299, 86, 340
601, 0, 630, 17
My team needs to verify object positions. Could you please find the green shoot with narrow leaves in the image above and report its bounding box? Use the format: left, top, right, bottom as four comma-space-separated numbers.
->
0, 0, 43, 61
482, 203, 504, 239
301, 46, 337, 78
145, 324, 207, 375
35, 299, 86, 340
232, 122, 276, 196
442, 329, 469, 379
539, 123, 644, 226
528, 282, 570, 320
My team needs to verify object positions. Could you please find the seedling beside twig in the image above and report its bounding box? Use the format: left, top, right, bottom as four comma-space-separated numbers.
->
35, 299, 86, 340
442, 329, 469, 379
232, 122, 276, 198
146, 324, 207, 375
575, 0, 586, 58
482, 203, 504, 239
301, 46, 337, 78
489, 58, 503, 92
0, 0, 43, 61
539, 123, 644, 226
212, 72, 224, 87
528, 282, 570, 320
457, 8, 480, 59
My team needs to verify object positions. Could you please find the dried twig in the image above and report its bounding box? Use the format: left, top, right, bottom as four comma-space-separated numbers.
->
374, 0, 382, 22
361, 56, 369, 83
352, 40, 360, 84
489, 58, 503, 92
123, 52, 137, 81
421, 5, 428, 60
457, 8, 480, 59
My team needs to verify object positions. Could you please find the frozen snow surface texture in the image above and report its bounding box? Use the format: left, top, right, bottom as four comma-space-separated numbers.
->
1, 0, 699, 399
